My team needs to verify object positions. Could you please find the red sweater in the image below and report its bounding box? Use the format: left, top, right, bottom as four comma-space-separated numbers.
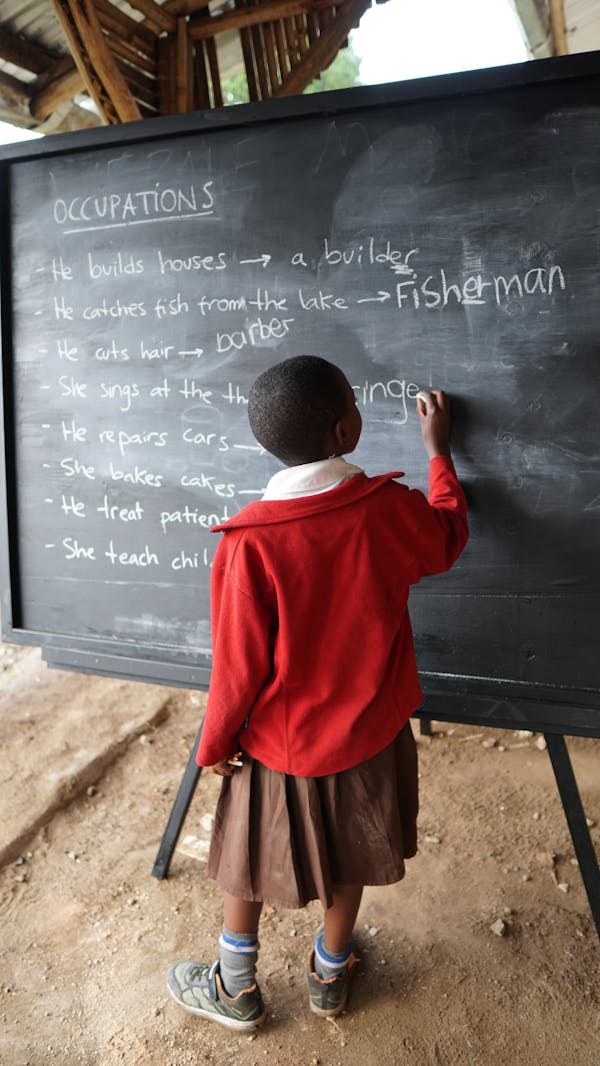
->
196, 456, 468, 776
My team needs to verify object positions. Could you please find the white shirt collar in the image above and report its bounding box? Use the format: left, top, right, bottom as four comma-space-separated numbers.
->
262, 457, 363, 501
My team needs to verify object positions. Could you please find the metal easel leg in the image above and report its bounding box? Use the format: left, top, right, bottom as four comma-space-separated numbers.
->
544, 733, 600, 941
152, 720, 203, 880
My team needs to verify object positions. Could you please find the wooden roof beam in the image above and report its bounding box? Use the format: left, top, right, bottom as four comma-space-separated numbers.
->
0, 71, 33, 126
0, 27, 59, 76
49, 0, 142, 124
129, 0, 210, 43
176, 16, 192, 110
37, 101, 101, 133
104, 32, 157, 76
189, 0, 338, 39
162, 0, 210, 17
94, 0, 158, 56
0, 69, 98, 133
29, 56, 85, 120
274, 0, 370, 96
120, 0, 177, 36
549, 0, 568, 54
0, 59, 97, 134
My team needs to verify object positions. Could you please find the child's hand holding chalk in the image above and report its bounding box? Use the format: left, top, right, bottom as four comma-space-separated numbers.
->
416, 389, 452, 459
416, 391, 429, 415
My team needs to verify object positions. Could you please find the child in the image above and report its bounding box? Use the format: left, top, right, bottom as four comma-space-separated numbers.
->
167, 355, 468, 1030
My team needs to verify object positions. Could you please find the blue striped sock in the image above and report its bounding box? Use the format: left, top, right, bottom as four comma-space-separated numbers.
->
313, 931, 351, 979
219, 928, 259, 997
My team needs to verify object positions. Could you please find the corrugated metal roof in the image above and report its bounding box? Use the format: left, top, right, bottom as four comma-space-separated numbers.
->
2, 0, 146, 47
0, 0, 151, 80
567, 0, 600, 51
2, 0, 69, 53
515, 0, 600, 56
0, 1, 233, 82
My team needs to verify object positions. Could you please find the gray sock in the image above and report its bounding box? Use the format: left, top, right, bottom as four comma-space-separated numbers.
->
218, 927, 259, 997
313, 931, 352, 979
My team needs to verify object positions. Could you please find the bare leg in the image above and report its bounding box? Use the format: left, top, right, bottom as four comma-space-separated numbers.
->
322, 884, 363, 953
223, 891, 263, 934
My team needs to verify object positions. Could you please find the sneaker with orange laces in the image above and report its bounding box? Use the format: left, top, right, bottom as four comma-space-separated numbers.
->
167, 960, 267, 1031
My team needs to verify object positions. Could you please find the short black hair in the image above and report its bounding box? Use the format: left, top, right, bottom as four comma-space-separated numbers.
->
248, 355, 348, 464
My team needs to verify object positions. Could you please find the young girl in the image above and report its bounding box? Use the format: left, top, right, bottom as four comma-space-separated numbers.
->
167, 355, 468, 1030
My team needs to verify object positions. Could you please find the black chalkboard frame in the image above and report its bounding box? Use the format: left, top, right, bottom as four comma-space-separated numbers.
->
1, 50, 600, 739
1, 46, 600, 170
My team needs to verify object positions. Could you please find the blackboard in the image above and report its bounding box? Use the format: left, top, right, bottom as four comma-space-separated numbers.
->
1, 51, 600, 737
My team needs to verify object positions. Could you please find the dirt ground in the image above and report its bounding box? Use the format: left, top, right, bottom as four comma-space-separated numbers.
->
0, 645, 598, 1066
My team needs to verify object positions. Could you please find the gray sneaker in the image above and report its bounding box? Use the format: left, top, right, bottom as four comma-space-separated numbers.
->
307, 949, 357, 1016
167, 960, 267, 1030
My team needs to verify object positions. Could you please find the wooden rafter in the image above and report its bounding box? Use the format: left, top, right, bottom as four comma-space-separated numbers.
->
108, 34, 156, 75
0, 28, 59, 76
30, 57, 85, 120
164, 0, 211, 15
189, 0, 338, 40
251, 5, 270, 98
0, 66, 97, 134
549, 0, 568, 55
122, 0, 177, 35
176, 15, 192, 111
196, 38, 212, 107
275, 0, 370, 96
0, 70, 32, 125
49, 0, 143, 123
94, 0, 157, 57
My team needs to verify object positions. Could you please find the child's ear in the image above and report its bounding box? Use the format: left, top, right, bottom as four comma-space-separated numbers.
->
334, 419, 348, 450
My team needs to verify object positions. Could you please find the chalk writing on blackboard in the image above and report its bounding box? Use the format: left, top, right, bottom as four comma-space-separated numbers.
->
52, 181, 215, 230
26, 212, 569, 590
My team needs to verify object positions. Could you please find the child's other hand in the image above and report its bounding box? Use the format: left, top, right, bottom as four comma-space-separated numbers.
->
211, 760, 234, 776
417, 390, 452, 459
211, 752, 243, 776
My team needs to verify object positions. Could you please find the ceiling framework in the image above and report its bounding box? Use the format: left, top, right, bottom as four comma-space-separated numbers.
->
50, 0, 142, 122
0, 0, 375, 134
514, 0, 600, 58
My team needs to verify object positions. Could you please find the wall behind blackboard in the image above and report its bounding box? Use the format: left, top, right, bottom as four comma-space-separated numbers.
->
1, 53, 600, 733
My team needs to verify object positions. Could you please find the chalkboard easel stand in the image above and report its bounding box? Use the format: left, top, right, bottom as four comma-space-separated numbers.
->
151, 722, 203, 880
544, 733, 600, 940
152, 721, 600, 942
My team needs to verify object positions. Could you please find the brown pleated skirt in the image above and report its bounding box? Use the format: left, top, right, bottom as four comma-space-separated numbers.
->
206, 722, 419, 910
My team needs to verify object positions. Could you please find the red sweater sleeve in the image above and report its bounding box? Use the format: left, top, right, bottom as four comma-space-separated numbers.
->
196, 538, 274, 767
403, 454, 469, 578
